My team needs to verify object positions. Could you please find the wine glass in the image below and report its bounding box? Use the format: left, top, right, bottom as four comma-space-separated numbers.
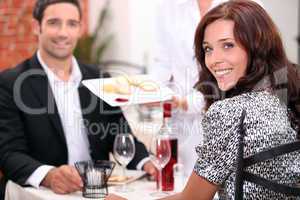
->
149, 134, 171, 197
113, 133, 136, 192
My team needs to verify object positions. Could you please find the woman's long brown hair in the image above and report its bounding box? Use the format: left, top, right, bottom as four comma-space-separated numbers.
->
194, 0, 300, 133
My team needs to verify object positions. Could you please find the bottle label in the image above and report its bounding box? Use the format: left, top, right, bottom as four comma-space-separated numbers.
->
163, 103, 172, 118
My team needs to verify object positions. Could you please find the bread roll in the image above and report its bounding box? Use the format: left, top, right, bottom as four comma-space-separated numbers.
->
103, 76, 158, 95
103, 83, 117, 93
137, 80, 158, 92
115, 76, 131, 95
108, 175, 129, 182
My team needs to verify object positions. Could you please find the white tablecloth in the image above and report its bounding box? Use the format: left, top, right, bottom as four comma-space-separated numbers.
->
4, 178, 166, 200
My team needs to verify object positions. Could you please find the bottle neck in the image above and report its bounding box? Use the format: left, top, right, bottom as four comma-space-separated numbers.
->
163, 103, 172, 118
160, 102, 172, 136
159, 115, 172, 136
163, 116, 171, 127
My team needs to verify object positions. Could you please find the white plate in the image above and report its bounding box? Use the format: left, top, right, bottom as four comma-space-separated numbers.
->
108, 170, 146, 186
82, 75, 174, 107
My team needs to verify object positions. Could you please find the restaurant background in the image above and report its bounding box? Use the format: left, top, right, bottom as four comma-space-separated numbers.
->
0, 0, 299, 70
0, 0, 89, 69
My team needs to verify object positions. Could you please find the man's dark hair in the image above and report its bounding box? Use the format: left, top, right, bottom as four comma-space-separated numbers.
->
33, 0, 82, 23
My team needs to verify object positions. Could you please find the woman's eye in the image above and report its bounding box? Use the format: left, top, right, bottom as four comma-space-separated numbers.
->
224, 42, 234, 49
203, 46, 212, 53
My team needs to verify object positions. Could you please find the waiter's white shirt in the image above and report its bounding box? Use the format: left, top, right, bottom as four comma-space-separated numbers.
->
150, 0, 263, 176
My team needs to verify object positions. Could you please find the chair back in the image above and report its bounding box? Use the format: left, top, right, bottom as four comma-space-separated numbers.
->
234, 110, 300, 199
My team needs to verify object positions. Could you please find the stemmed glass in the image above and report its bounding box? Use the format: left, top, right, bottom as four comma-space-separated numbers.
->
149, 134, 171, 197
113, 133, 136, 192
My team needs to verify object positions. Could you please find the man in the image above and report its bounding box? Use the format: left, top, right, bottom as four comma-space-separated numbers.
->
0, 0, 155, 199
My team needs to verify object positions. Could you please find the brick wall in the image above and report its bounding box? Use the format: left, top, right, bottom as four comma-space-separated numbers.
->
0, 0, 89, 70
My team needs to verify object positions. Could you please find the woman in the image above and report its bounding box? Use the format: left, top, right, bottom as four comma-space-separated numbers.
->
149, 0, 231, 177
149, 0, 263, 177
107, 0, 300, 199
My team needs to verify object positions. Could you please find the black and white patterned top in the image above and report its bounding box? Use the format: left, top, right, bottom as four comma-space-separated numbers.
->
194, 91, 300, 199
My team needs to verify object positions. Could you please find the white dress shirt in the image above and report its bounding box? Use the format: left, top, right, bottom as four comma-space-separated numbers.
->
150, 0, 263, 176
26, 51, 147, 188
26, 51, 91, 187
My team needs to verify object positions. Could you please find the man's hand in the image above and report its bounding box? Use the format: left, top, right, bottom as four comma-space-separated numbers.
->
142, 161, 157, 179
41, 165, 83, 194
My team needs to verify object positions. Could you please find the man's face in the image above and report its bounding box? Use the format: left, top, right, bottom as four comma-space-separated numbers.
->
36, 3, 82, 61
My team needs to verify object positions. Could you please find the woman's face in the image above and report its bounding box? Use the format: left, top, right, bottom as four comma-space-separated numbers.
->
203, 19, 248, 91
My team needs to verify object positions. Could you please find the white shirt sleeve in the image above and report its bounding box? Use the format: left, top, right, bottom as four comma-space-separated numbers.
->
148, 1, 172, 84
25, 165, 55, 188
185, 89, 205, 115
136, 157, 151, 171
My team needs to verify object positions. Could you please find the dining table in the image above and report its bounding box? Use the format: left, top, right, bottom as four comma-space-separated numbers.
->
3, 108, 168, 200
4, 176, 167, 200
4, 107, 198, 200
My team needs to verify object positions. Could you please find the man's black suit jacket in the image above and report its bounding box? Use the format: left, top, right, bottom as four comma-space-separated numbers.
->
0, 54, 148, 199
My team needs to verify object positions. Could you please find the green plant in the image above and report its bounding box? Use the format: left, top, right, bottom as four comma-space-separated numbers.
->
74, 1, 113, 64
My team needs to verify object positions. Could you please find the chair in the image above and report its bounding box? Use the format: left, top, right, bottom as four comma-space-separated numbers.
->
234, 110, 300, 200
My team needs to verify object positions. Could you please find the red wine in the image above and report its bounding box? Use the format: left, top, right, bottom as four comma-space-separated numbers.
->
156, 103, 178, 191
158, 138, 177, 191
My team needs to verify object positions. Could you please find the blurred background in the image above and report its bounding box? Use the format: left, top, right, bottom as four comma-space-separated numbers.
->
0, 0, 299, 157
0, 0, 299, 72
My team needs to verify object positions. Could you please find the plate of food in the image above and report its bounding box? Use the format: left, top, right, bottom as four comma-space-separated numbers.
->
107, 170, 147, 186
82, 75, 174, 107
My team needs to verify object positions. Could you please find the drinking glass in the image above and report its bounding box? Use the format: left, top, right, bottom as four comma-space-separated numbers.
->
149, 134, 171, 197
113, 133, 135, 192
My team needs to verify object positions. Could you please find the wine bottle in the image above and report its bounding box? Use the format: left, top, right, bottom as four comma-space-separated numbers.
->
157, 103, 178, 191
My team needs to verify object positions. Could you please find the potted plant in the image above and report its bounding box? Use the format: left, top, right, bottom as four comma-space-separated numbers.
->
74, 1, 113, 64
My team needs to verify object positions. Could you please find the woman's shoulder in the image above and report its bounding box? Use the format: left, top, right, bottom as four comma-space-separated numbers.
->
201, 91, 289, 146
206, 91, 283, 121
212, 91, 279, 110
